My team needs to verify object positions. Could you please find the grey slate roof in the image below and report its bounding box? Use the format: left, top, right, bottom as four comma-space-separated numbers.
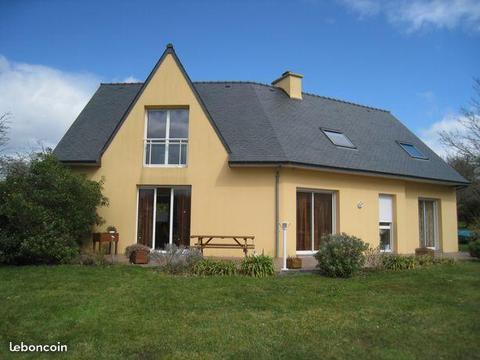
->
54, 81, 468, 185
55, 83, 142, 162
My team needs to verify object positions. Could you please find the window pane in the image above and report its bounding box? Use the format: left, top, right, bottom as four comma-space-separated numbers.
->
150, 143, 165, 164
323, 130, 355, 148
419, 200, 436, 248
168, 143, 180, 165
169, 109, 189, 138
296, 192, 312, 251
137, 189, 155, 247
147, 110, 167, 138
180, 144, 187, 165
172, 188, 191, 247
379, 227, 391, 251
400, 143, 426, 159
314, 193, 332, 250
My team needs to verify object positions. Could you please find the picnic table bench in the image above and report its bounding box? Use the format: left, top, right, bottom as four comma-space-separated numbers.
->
190, 235, 255, 256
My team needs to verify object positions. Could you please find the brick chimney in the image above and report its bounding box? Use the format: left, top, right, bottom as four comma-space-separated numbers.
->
271, 71, 303, 99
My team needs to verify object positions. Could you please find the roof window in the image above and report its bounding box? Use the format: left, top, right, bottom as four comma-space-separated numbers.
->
322, 129, 355, 148
398, 142, 427, 159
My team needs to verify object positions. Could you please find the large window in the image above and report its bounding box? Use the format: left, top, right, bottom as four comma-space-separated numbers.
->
419, 199, 438, 249
144, 109, 189, 166
379, 195, 394, 252
296, 190, 336, 253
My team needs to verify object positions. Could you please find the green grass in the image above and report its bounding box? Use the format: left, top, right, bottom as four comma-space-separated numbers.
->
1, 263, 479, 359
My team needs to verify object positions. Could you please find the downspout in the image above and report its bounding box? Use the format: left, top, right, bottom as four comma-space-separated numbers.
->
275, 166, 280, 258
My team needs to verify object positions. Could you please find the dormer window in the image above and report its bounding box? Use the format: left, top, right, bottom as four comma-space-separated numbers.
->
398, 142, 427, 159
322, 129, 355, 148
144, 109, 189, 166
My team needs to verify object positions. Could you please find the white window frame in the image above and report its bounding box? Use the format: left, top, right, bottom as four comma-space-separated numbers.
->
419, 198, 439, 250
378, 194, 394, 253
379, 222, 393, 253
296, 189, 337, 255
144, 109, 188, 168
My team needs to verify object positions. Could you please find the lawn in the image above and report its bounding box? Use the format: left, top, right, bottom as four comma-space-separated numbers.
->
1, 263, 479, 359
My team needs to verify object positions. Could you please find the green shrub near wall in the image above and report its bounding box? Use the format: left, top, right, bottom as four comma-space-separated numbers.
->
314, 233, 369, 278
0, 153, 107, 265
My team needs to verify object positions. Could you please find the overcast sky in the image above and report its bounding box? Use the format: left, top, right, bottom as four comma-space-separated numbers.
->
0, 0, 478, 157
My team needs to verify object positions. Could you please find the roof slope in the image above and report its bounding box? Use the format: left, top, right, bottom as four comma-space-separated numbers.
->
54, 83, 142, 162
54, 81, 467, 184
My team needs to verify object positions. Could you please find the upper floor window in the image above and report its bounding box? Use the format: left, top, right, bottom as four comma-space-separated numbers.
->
144, 109, 189, 166
398, 142, 427, 159
322, 129, 355, 148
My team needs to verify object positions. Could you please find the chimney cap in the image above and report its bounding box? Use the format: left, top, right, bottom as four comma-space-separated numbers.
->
272, 70, 303, 85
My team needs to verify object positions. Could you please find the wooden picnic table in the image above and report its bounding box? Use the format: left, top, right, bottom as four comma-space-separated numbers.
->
190, 235, 255, 256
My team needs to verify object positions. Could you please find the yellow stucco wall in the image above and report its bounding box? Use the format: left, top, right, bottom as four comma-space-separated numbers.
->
76, 53, 277, 256
74, 51, 459, 257
278, 167, 458, 255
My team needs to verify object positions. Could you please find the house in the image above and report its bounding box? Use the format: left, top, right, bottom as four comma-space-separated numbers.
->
54, 44, 468, 257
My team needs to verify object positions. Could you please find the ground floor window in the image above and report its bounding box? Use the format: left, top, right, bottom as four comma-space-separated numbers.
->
296, 190, 336, 253
418, 199, 438, 249
136, 186, 191, 250
379, 194, 394, 252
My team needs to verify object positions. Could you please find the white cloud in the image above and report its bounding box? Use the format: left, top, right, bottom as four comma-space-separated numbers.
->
0, 55, 99, 154
339, 0, 480, 33
418, 112, 468, 158
122, 76, 141, 83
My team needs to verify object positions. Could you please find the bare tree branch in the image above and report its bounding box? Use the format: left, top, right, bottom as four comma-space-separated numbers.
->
439, 78, 480, 162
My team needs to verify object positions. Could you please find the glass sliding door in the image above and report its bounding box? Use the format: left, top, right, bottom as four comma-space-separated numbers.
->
296, 190, 335, 253
418, 199, 438, 249
136, 186, 191, 250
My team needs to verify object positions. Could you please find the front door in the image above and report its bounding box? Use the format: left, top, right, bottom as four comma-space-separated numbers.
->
137, 187, 191, 250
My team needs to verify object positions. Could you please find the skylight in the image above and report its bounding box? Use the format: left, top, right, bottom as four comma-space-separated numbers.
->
322, 129, 355, 148
398, 142, 427, 159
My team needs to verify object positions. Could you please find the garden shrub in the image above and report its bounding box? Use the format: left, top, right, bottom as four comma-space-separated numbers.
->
381, 254, 455, 270
239, 255, 275, 277
381, 254, 417, 270
0, 153, 107, 265
192, 259, 237, 276
150, 244, 203, 274
364, 246, 384, 269
468, 239, 480, 258
314, 233, 368, 277
125, 244, 151, 259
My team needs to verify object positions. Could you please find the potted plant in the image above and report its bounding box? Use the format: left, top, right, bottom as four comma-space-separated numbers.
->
415, 247, 434, 256
106, 225, 117, 234
287, 256, 302, 269
125, 244, 151, 264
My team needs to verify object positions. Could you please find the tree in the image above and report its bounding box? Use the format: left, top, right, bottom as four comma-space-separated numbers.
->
0, 112, 10, 153
440, 78, 480, 161
440, 79, 480, 228
0, 152, 108, 264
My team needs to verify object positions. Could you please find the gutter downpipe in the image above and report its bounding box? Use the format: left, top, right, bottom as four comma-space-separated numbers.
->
275, 166, 280, 258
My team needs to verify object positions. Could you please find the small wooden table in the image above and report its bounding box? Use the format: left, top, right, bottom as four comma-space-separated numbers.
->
190, 235, 255, 256
92, 232, 119, 255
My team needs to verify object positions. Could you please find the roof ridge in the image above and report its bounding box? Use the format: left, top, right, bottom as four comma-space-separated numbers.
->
194, 81, 389, 113
99, 81, 389, 113
302, 91, 389, 113
100, 82, 144, 85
